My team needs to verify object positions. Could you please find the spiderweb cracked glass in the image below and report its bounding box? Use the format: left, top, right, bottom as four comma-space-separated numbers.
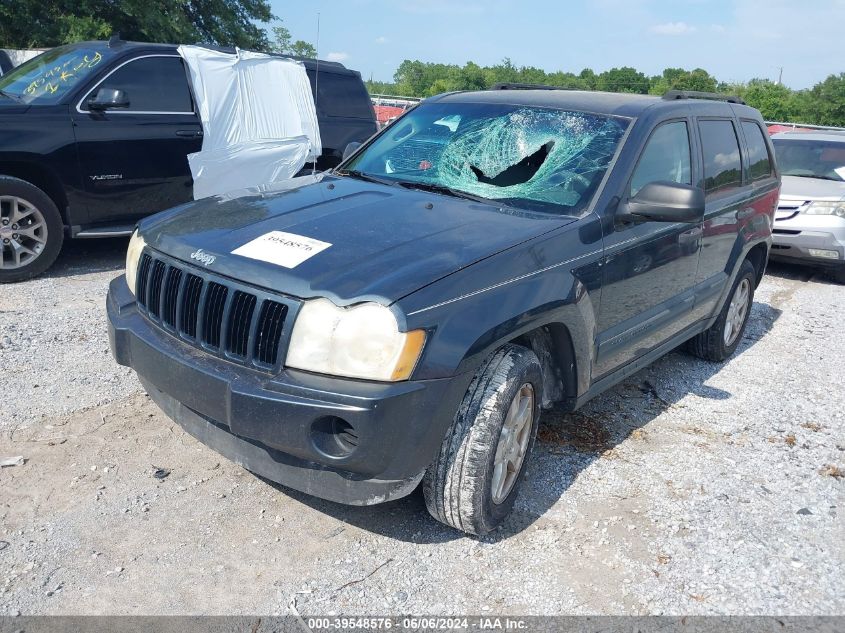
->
428, 108, 626, 208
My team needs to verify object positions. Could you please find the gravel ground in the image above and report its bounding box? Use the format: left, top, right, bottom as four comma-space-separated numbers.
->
0, 239, 843, 616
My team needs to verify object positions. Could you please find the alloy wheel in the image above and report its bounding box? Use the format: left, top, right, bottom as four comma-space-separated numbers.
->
0, 196, 48, 270
491, 383, 535, 504
724, 277, 751, 346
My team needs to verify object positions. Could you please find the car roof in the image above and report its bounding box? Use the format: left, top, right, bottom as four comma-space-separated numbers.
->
68, 40, 355, 75
771, 131, 845, 143
427, 89, 761, 119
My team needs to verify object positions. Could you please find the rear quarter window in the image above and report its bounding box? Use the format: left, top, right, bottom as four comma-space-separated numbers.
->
741, 120, 773, 180
313, 72, 373, 119
699, 119, 743, 195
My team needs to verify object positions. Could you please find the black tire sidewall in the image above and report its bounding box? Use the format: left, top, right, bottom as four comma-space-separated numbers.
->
474, 348, 544, 533
0, 177, 64, 283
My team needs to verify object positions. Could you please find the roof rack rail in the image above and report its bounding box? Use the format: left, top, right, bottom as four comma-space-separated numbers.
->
490, 83, 564, 91
662, 90, 745, 105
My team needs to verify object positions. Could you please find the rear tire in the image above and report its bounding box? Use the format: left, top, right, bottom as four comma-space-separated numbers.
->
423, 344, 543, 535
687, 259, 756, 362
0, 176, 64, 283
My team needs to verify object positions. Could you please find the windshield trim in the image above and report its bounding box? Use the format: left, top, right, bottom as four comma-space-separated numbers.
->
341, 102, 634, 218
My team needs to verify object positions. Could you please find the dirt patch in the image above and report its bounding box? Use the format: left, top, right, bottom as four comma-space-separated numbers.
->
537, 412, 612, 452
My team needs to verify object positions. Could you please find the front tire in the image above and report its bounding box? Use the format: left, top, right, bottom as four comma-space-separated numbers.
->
0, 176, 64, 283
423, 344, 543, 535
687, 259, 756, 362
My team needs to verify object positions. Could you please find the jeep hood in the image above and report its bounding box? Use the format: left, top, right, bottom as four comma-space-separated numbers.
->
779, 175, 845, 202
139, 175, 571, 305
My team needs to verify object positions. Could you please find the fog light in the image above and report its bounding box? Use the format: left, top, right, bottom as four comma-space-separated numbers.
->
808, 248, 840, 260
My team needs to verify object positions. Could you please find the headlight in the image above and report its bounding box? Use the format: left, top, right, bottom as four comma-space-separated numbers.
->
803, 201, 845, 218
125, 230, 146, 296
286, 298, 426, 381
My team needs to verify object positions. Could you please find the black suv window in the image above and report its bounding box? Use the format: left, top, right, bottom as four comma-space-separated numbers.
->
631, 121, 691, 196
84, 56, 193, 113
741, 121, 773, 180
699, 120, 743, 194
315, 73, 372, 118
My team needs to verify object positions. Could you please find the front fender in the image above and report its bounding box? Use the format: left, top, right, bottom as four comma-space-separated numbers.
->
399, 220, 604, 400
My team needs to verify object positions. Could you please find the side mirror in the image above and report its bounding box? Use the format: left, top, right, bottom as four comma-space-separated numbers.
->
342, 141, 362, 161
88, 88, 129, 111
618, 181, 704, 223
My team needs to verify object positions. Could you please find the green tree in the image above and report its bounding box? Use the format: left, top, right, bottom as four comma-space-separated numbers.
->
578, 68, 598, 90
269, 25, 292, 54
0, 0, 275, 49
742, 79, 795, 121
597, 67, 650, 94
650, 68, 717, 95
268, 22, 317, 58
803, 73, 845, 127
289, 40, 317, 58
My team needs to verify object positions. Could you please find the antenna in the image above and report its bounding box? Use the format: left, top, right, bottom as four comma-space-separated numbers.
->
311, 12, 321, 176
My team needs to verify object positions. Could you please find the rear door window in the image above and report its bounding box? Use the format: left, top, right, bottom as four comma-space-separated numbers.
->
83, 56, 193, 113
313, 73, 372, 119
741, 121, 773, 180
630, 120, 692, 196
699, 119, 743, 195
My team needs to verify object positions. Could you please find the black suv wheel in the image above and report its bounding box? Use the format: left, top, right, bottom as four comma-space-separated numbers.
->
687, 259, 756, 362
423, 344, 543, 535
0, 176, 64, 283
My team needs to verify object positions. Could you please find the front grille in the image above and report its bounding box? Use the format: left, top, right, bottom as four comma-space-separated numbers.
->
135, 250, 296, 370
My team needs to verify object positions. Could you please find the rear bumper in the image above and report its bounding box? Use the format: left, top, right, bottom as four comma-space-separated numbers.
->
107, 276, 470, 505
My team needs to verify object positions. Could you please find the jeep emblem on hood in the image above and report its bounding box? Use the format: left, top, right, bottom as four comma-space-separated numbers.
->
190, 248, 216, 266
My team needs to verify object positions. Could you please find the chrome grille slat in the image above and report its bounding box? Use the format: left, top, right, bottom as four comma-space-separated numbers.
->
135, 250, 292, 371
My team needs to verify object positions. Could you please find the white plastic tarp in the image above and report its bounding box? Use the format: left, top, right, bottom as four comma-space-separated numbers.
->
177, 45, 322, 199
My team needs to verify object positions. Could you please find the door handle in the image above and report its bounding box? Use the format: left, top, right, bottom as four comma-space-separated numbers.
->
176, 130, 203, 138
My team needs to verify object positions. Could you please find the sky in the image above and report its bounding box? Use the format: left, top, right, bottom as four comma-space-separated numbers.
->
269, 0, 844, 90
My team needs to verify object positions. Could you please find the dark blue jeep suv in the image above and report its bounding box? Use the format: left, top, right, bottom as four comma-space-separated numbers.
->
107, 88, 779, 534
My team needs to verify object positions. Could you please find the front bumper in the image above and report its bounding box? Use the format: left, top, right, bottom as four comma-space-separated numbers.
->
771, 214, 845, 268
107, 276, 471, 505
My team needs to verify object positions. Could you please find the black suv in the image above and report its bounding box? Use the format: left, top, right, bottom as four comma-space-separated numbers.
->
108, 88, 779, 535
0, 40, 377, 282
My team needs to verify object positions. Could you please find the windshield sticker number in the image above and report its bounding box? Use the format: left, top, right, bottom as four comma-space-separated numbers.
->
24, 52, 103, 98
231, 231, 331, 269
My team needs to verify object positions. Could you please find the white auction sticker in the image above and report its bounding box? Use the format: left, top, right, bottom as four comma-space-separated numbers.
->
231, 231, 331, 269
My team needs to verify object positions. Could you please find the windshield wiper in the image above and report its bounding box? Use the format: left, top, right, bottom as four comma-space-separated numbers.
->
334, 169, 398, 187
395, 180, 495, 204
0, 90, 22, 103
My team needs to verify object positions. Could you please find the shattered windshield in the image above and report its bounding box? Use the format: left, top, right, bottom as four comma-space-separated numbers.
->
344, 102, 629, 214
772, 138, 845, 182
